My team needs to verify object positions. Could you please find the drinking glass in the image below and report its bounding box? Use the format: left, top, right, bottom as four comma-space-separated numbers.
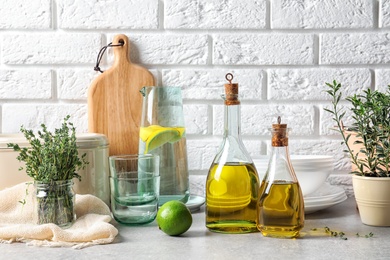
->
109, 154, 160, 225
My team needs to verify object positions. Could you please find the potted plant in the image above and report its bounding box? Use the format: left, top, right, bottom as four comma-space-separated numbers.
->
7, 115, 88, 228
325, 80, 390, 226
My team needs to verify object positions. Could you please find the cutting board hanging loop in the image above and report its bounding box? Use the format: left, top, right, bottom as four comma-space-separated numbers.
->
94, 41, 125, 73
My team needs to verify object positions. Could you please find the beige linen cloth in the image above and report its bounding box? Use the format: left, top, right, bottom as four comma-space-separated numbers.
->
0, 182, 118, 249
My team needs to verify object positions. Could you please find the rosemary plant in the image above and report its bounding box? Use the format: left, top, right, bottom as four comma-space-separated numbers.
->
8, 115, 88, 226
324, 80, 390, 177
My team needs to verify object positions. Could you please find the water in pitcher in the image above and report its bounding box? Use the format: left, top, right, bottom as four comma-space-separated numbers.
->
139, 87, 190, 205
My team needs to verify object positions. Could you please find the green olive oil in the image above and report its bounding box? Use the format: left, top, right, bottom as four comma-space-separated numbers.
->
257, 180, 304, 238
206, 163, 259, 233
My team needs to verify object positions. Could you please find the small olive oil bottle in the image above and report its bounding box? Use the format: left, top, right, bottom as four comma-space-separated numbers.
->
257, 117, 304, 238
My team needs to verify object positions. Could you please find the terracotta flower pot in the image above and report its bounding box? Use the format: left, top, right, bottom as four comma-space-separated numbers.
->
352, 175, 390, 226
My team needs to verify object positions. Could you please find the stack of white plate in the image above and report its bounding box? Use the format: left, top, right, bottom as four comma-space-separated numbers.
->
290, 155, 334, 196
253, 155, 333, 196
304, 183, 347, 214
253, 155, 347, 214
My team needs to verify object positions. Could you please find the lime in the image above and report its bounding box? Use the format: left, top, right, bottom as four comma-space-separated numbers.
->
140, 125, 164, 142
140, 125, 185, 153
156, 200, 192, 236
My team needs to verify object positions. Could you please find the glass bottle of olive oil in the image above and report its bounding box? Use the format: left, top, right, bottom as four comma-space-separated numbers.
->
206, 73, 260, 233
257, 117, 304, 238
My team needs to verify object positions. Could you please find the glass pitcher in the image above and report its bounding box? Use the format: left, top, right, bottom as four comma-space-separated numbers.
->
139, 86, 190, 205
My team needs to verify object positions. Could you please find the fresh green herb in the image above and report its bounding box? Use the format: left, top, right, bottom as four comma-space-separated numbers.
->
324, 226, 347, 240
324, 80, 390, 177
8, 116, 88, 226
356, 232, 374, 238
312, 227, 374, 240
8, 115, 88, 182
18, 182, 32, 206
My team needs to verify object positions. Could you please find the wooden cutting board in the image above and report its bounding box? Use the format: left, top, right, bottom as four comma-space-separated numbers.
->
88, 34, 155, 156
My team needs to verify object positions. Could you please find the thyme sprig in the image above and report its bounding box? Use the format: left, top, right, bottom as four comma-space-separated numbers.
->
324, 226, 347, 240
18, 182, 32, 206
7, 115, 88, 182
311, 227, 374, 240
356, 232, 374, 238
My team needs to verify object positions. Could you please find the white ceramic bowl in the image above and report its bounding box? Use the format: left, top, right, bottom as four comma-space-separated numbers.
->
253, 155, 333, 196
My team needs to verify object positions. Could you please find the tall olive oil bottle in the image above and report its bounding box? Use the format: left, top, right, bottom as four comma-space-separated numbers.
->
205, 73, 260, 233
257, 117, 304, 238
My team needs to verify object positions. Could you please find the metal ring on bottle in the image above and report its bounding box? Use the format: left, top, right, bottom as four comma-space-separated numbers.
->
225, 73, 233, 84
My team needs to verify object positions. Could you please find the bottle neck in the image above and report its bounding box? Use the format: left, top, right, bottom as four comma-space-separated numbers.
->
212, 98, 252, 165
224, 103, 241, 138
270, 144, 290, 158
270, 127, 290, 164
266, 143, 296, 183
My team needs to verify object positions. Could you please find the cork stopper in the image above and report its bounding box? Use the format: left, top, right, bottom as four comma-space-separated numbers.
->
224, 73, 240, 105
271, 116, 288, 147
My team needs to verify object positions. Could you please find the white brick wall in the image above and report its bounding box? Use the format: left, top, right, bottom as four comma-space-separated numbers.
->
321, 33, 390, 64
58, 0, 159, 29
165, 0, 267, 29
2, 104, 87, 133
1, 0, 390, 193
163, 69, 263, 100
268, 68, 371, 100
0, 0, 51, 29
2, 33, 102, 64
0, 70, 52, 99
214, 34, 314, 65
272, 0, 373, 29
381, 0, 390, 28
124, 34, 209, 65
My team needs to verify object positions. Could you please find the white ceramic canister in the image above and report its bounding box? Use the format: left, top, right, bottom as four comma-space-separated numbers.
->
74, 133, 110, 206
0, 133, 110, 206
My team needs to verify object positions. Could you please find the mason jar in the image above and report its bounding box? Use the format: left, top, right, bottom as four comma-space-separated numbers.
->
34, 180, 75, 228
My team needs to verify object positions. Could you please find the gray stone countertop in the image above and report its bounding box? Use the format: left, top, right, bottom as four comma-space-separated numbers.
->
1, 197, 387, 259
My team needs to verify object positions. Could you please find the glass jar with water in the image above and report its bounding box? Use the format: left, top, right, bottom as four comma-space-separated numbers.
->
139, 86, 190, 205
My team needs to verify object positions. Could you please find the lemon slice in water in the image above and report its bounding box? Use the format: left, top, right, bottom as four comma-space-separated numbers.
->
140, 125, 185, 153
